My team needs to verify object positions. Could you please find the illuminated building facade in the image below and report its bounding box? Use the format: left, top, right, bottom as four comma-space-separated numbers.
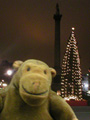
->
60, 28, 82, 100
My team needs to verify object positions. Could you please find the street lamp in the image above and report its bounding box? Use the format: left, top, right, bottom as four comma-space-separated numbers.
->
6, 69, 13, 76
84, 83, 88, 88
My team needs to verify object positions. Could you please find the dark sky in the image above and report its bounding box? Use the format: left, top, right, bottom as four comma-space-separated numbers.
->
0, 0, 90, 74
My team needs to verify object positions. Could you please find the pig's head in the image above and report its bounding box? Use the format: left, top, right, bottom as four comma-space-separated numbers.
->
11, 59, 56, 106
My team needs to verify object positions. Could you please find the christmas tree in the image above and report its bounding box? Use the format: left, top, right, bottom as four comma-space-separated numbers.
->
60, 28, 82, 101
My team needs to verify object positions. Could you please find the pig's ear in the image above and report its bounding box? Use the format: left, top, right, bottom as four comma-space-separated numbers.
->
13, 60, 23, 69
50, 68, 56, 78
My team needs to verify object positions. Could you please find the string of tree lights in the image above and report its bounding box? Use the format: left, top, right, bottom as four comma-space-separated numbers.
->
60, 27, 82, 101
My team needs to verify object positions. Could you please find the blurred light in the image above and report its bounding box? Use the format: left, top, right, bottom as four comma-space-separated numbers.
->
88, 68, 90, 72
87, 90, 90, 94
2, 80, 4, 82
0, 82, 2, 86
64, 97, 70, 101
57, 90, 61, 96
72, 27, 75, 31
87, 74, 89, 76
84, 83, 88, 88
3, 83, 7, 87
6, 69, 13, 76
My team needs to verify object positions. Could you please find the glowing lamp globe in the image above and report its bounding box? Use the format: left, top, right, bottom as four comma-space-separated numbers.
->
72, 27, 75, 31
6, 70, 13, 76
84, 83, 88, 88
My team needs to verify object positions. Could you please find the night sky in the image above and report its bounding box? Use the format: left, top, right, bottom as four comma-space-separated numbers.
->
0, 0, 90, 74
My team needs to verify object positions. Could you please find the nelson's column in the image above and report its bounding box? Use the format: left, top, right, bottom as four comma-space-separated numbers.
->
52, 4, 62, 92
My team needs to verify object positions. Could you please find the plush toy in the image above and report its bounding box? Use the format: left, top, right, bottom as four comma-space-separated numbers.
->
0, 59, 78, 120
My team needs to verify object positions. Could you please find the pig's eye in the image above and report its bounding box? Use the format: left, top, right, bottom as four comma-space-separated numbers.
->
44, 70, 47, 74
27, 67, 30, 71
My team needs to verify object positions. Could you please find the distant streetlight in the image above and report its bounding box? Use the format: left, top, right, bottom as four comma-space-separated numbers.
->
72, 27, 75, 31
84, 83, 88, 88
6, 69, 13, 76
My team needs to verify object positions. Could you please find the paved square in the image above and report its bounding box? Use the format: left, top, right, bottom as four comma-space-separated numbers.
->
72, 106, 90, 120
